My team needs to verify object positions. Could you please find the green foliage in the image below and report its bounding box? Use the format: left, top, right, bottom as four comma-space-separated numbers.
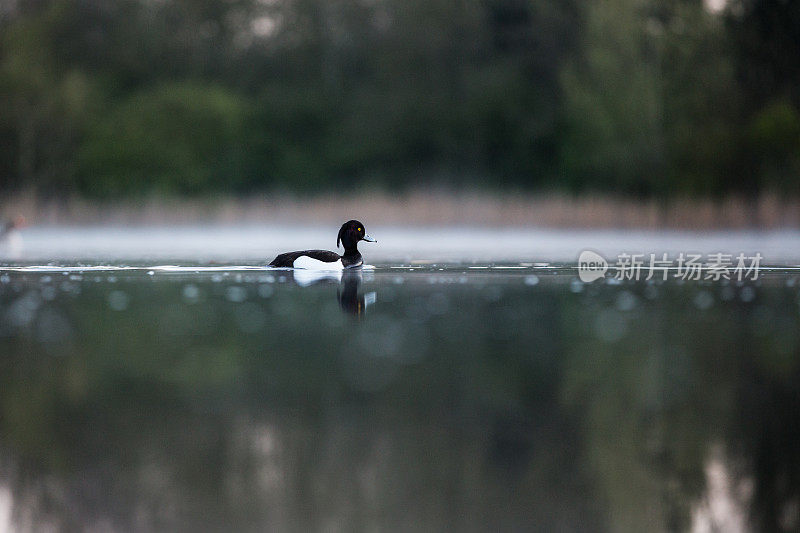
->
749, 100, 800, 193
0, 0, 797, 197
559, 0, 665, 195
245, 86, 339, 191
77, 83, 248, 196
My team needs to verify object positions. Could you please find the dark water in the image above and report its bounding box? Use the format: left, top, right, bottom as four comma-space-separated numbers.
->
1, 264, 799, 532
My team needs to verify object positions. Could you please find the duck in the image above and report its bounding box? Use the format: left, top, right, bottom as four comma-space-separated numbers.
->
269, 220, 376, 269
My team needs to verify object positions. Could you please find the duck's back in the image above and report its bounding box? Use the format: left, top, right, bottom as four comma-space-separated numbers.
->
269, 250, 341, 268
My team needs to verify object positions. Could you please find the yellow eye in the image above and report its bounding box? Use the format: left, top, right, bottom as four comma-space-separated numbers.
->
357, 227, 362, 232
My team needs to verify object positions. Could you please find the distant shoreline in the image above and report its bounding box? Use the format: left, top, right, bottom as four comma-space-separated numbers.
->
2, 191, 799, 230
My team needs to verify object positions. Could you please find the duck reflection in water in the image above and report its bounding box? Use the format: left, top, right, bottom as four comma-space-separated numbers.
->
338, 269, 377, 316
291, 268, 376, 317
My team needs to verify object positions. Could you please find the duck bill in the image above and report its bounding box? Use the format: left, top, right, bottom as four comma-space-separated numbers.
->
362, 234, 377, 243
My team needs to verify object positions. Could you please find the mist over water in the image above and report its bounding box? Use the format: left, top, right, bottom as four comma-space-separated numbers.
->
4, 226, 800, 264
0, 252, 799, 531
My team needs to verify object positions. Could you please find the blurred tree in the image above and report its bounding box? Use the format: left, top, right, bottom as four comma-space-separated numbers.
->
559, 0, 666, 196
660, 0, 741, 196
748, 100, 800, 194
727, 0, 800, 194
0, 1, 95, 195
77, 82, 248, 196
0, 0, 796, 198
560, 0, 744, 198
727, 0, 800, 110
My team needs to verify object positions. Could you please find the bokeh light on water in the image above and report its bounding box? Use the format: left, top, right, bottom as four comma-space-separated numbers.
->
0, 264, 799, 531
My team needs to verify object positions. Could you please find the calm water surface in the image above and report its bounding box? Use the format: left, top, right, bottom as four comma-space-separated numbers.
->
1, 238, 800, 531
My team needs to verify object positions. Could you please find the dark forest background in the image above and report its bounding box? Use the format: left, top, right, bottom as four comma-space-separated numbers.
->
0, 0, 798, 199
